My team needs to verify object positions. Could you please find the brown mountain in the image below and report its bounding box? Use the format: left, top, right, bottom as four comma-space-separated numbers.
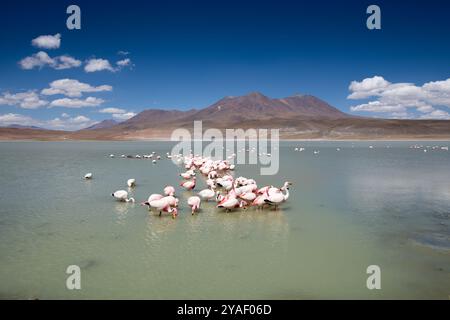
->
183, 92, 347, 126
2, 92, 450, 140
84, 119, 119, 130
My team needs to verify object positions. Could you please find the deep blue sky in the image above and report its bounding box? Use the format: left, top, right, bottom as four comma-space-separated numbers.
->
1, 0, 450, 128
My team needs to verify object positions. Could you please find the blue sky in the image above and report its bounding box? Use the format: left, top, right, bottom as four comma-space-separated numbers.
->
1, 0, 450, 129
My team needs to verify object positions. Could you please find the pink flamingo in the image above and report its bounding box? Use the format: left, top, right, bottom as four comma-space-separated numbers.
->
180, 177, 196, 190
164, 185, 175, 196
187, 196, 201, 215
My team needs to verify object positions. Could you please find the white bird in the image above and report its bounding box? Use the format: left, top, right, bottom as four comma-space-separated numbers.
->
84, 173, 93, 179
127, 179, 136, 187
110, 154, 115, 158
198, 187, 216, 201
187, 196, 201, 214
112, 190, 135, 203
264, 185, 290, 209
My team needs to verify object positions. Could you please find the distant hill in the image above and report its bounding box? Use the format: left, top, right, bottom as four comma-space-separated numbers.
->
1, 92, 450, 140
5, 124, 44, 130
84, 119, 119, 130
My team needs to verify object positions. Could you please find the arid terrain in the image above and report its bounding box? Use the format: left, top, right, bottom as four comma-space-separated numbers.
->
2, 92, 450, 140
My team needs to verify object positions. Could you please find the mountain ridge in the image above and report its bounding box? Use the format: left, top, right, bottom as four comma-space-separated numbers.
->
1, 92, 449, 140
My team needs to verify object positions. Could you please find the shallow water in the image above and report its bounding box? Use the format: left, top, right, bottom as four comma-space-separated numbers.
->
0, 141, 449, 299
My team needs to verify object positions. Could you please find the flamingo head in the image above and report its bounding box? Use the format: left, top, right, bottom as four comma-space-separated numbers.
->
141, 201, 150, 207
283, 181, 293, 190
171, 208, 178, 219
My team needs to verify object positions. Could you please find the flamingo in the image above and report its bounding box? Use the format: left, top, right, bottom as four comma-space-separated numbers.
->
264, 184, 290, 209
163, 195, 179, 207
187, 196, 201, 214
143, 197, 177, 218
217, 178, 233, 191
180, 177, 196, 190
198, 187, 216, 201
180, 169, 195, 179
84, 173, 93, 179
217, 196, 239, 211
141, 193, 163, 206
127, 179, 136, 187
112, 190, 135, 203
252, 194, 268, 209
158, 205, 177, 218
239, 191, 257, 202
164, 185, 175, 196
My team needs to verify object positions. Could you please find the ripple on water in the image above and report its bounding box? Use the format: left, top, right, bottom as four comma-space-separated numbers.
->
409, 232, 450, 252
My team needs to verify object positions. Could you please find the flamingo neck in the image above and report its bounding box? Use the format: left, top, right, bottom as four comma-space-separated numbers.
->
283, 189, 289, 200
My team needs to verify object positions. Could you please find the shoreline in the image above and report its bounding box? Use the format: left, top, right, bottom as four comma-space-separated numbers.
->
1, 138, 450, 142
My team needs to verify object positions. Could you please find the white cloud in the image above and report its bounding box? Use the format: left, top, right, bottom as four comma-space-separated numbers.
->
419, 109, 450, 120
0, 90, 48, 109
0, 113, 97, 130
84, 57, 133, 72
31, 33, 61, 49
348, 76, 391, 99
99, 107, 126, 114
112, 112, 136, 120
19, 51, 81, 70
55, 55, 82, 69
118, 51, 130, 56
49, 97, 104, 108
117, 58, 131, 67
350, 101, 406, 113
0, 113, 38, 126
84, 58, 115, 72
42, 79, 112, 98
348, 76, 450, 119
46, 115, 96, 130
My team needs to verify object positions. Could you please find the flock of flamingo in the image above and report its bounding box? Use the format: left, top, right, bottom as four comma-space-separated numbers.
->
86, 153, 291, 219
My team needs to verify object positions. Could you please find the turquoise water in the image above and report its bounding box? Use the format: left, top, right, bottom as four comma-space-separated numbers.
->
0, 141, 449, 299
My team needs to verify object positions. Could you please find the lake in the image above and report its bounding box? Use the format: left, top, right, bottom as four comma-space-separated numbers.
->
0, 141, 449, 299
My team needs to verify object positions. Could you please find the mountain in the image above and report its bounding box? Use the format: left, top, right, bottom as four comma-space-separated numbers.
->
185, 92, 347, 125
5, 124, 44, 130
2, 92, 450, 140
117, 109, 197, 130
84, 119, 119, 130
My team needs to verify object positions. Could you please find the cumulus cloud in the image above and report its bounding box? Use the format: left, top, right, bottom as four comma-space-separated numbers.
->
19, 51, 81, 70
0, 90, 48, 109
84, 58, 115, 72
49, 97, 104, 108
99, 107, 126, 114
0, 113, 38, 126
112, 112, 136, 120
419, 109, 450, 120
42, 79, 112, 98
348, 76, 450, 119
31, 33, 61, 49
84, 57, 133, 72
0, 113, 97, 131
46, 115, 97, 130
